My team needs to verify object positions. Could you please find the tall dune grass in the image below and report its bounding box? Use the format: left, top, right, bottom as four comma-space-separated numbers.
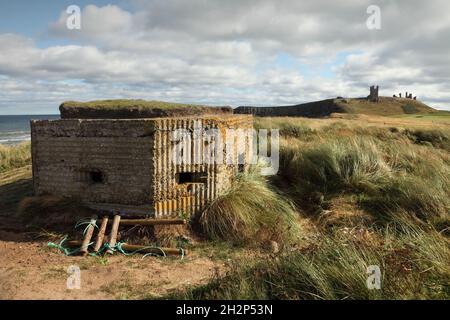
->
172, 117, 450, 300
170, 215, 450, 300
277, 129, 449, 224
255, 117, 316, 138
199, 169, 300, 245
279, 137, 392, 196
0, 142, 31, 173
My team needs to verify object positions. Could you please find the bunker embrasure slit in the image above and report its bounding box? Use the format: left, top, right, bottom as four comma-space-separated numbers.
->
176, 172, 207, 184
89, 170, 105, 184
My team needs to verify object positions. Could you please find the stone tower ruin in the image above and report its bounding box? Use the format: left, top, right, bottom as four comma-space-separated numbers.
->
368, 85, 379, 102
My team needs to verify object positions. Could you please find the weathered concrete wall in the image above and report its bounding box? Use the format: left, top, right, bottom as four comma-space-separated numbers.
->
31, 120, 156, 206
151, 115, 253, 217
31, 115, 253, 217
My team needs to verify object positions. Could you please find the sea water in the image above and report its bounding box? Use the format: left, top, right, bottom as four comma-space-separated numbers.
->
0, 115, 59, 145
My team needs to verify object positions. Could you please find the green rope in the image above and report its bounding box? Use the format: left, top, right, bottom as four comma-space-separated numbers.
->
179, 248, 185, 260
116, 241, 167, 259
47, 235, 91, 256
47, 218, 184, 259
74, 219, 98, 236
47, 239, 184, 259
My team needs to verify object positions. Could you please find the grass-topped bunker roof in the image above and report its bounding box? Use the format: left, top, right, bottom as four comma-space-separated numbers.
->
59, 99, 232, 119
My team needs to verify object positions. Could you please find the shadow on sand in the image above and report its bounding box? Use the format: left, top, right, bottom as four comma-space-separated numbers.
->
0, 168, 34, 242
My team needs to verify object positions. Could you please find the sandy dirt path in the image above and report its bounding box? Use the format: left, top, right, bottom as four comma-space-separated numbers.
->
0, 229, 221, 300
0, 167, 222, 300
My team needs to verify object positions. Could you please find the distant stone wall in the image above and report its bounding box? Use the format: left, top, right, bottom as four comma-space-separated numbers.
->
234, 99, 343, 118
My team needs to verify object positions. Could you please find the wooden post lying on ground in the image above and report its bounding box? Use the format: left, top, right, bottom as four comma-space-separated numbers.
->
80, 215, 97, 256
116, 243, 187, 256
106, 214, 121, 254
118, 218, 186, 226
67, 241, 187, 257
93, 216, 109, 252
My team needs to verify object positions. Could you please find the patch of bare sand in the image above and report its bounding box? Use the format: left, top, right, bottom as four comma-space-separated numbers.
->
0, 166, 224, 300
0, 236, 222, 300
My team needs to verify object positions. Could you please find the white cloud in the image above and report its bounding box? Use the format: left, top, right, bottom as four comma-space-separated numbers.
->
1, 0, 450, 113
49, 4, 134, 40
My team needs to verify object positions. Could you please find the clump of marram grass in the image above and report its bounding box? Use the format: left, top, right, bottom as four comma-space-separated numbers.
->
362, 139, 450, 222
278, 122, 315, 138
168, 215, 450, 300
254, 117, 316, 139
277, 133, 450, 224
362, 176, 450, 221
0, 142, 31, 173
404, 128, 450, 151
278, 137, 391, 202
198, 169, 300, 246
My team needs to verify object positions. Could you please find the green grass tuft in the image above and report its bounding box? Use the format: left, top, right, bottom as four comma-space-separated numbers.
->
0, 142, 31, 173
199, 169, 300, 245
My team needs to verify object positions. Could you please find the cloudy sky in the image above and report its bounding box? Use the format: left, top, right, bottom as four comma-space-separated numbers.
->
0, 0, 449, 114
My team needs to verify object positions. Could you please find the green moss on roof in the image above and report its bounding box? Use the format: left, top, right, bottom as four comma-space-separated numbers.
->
60, 99, 211, 110
59, 99, 232, 119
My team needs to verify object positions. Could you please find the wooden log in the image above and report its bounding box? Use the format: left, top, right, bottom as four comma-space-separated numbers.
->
118, 218, 186, 226
107, 214, 121, 254
80, 215, 97, 256
119, 243, 188, 256
66, 241, 187, 256
93, 216, 109, 252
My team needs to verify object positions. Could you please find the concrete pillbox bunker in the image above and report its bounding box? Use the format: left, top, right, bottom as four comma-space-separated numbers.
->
30, 101, 253, 217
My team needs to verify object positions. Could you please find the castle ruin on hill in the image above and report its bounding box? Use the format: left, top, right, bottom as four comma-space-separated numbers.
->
368, 85, 379, 102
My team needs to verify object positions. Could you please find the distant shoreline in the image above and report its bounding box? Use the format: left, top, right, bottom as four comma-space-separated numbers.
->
0, 114, 60, 145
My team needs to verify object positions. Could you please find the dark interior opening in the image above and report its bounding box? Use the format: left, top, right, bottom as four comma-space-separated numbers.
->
176, 172, 207, 184
89, 170, 104, 184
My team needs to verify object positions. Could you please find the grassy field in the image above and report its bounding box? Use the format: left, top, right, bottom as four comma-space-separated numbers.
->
335, 97, 435, 116
170, 115, 450, 300
243, 97, 438, 118
390, 110, 450, 121
0, 142, 31, 173
1, 114, 449, 300
0, 142, 32, 212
